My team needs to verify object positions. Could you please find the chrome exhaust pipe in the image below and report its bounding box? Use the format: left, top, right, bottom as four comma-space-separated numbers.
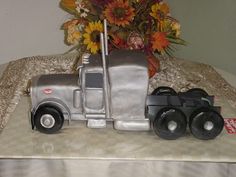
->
103, 19, 109, 56
100, 32, 110, 118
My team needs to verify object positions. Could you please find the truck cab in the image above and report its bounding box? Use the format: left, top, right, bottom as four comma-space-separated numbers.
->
30, 49, 150, 131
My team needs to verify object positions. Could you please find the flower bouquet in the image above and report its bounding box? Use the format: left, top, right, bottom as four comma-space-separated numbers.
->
60, 0, 185, 77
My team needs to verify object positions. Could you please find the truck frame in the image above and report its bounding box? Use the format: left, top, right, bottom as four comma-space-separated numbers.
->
29, 21, 224, 140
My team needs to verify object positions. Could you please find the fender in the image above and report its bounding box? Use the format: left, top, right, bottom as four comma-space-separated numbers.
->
31, 98, 71, 129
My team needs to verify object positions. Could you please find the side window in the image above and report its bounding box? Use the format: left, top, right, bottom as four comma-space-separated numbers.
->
85, 73, 103, 89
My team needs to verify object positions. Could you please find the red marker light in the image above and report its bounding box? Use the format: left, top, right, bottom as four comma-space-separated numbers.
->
43, 88, 53, 95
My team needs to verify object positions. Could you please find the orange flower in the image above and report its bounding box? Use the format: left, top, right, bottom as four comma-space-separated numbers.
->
60, 0, 77, 11
151, 32, 169, 52
147, 54, 160, 78
104, 0, 135, 27
63, 19, 80, 30
150, 2, 170, 21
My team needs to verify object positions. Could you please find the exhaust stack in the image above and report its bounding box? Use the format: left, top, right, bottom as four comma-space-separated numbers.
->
100, 31, 110, 118
103, 19, 109, 56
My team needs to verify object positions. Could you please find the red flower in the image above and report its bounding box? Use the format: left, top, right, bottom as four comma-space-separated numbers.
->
147, 54, 160, 78
91, 0, 113, 7
127, 32, 144, 50
111, 34, 127, 49
104, 0, 135, 27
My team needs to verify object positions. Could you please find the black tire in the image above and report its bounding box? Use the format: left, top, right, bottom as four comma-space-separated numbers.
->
34, 106, 64, 134
152, 87, 177, 96
153, 107, 187, 140
186, 88, 208, 97
189, 107, 224, 140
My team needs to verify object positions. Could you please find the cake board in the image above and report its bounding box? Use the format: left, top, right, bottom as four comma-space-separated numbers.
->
0, 96, 235, 163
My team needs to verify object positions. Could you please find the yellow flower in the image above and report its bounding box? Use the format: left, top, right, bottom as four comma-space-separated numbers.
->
171, 22, 181, 37
83, 21, 103, 54
159, 18, 181, 37
150, 2, 170, 21
63, 19, 81, 45
67, 30, 81, 45
104, 0, 135, 27
158, 18, 171, 32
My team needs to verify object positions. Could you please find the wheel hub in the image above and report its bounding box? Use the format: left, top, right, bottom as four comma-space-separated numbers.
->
204, 121, 214, 131
40, 114, 55, 128
167, 120, 178, 132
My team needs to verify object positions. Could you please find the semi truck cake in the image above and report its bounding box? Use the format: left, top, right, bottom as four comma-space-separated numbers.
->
29, 21, 224, 140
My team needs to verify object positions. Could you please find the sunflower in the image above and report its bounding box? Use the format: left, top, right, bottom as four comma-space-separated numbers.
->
83, 21, 103, 54
150, 2, 170, 21
151, 32, 169, 53
104, 0, 135, 27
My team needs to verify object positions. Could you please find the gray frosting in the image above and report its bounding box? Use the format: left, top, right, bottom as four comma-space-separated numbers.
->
0, 53, 236, 130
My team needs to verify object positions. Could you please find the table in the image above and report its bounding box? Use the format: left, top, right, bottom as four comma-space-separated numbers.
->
1, 61, 236, 177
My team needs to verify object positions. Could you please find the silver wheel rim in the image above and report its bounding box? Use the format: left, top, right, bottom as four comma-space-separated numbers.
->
168, 120, 178, 132
40, 114, 55, 129
204, 121, 214, 131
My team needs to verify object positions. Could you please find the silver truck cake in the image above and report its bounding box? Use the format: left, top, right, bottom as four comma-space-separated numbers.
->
29, 21, 224, 140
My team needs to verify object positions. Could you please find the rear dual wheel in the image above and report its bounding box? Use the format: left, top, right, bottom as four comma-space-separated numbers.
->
186, 88, 209, 98
152, 87, 177, 96
189, 107, 224, 140
153, 107, 224, 140
152, 87, 209, 98
153, 107, 187, 140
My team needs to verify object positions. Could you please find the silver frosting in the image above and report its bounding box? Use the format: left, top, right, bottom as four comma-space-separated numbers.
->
0, 53, 78, 130
0, 53, 236, 131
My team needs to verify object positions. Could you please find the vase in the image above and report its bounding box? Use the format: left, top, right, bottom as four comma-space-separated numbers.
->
126, 32, 160, 78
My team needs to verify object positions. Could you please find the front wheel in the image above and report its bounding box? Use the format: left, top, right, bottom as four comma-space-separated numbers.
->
153, 107, 187, 140
34, 106, 64, 134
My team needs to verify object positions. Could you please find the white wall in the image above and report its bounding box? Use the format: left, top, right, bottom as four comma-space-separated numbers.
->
0, 0, 70, 63
168, 0, 236, 74
1, 0, 236, 75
